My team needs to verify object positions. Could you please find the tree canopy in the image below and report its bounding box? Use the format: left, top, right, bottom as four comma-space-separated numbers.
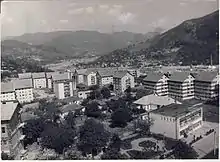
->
111, 108, 132, 127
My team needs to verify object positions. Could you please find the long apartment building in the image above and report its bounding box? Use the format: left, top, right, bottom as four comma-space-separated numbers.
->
194, 71, 219, 100
142, 73, 169, 96
1, 102, 25, 158
53, 72, 77, 99
76, 69, 97, 86
150, 103, 203, 139
168, 72, 195, 100
1, 79, 34, 103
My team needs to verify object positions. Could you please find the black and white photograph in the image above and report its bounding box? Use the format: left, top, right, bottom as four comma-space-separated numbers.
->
0, 0, 219, 160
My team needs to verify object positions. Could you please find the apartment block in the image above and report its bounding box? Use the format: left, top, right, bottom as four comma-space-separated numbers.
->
168, 72, 195, 100
142, 73, 169, 96
76, 69, 97, 86
194, 71, 219, 100
32, 72, 47, 89
150, 103, 203, 139
1, 102, 25, 158
96, 70, 114, 87
113, 71, 135, 94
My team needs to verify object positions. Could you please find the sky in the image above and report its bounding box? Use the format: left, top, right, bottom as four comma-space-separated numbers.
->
1, 0, 218, 38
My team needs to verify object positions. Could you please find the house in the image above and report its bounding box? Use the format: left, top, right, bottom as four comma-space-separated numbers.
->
53, 73, 76, 99
32, 72, 47, 89
1, 79, 34, 104
194, 71, 219, 100
142, 73, 169, 96
96, 70, 114, 87
133, 94, 181, 112
113, 71, 135, 94
150, 103, 203, 139
1, 102, 25, 158
168, 72, 195, 100
77, 89, 92, 99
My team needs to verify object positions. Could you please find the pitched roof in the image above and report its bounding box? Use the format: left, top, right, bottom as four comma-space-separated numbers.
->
1, 102, 19, 121
52, 73, 70, 81
143, 72, 165, 82
168, 72, 193, 82
97, 70, 114, 77
1, 82, 14, 92
134, 94, 181, 106
195, 71, 218, 82
32, 72, 46, 79
60, 103, 83, 113
46, 72, 61, 78
14, 79, 33, 89
18, 73, 32, 79
113, 70, 128, 78
76, 69, 88, 75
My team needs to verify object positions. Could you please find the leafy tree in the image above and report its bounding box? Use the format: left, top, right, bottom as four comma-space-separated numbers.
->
111, 108, 132, 127
1, 152, 13, 160
89, 85, 99, 91
40, 122, 76, 154
136, 89, 152, 99
64, 111, 76, 129
64, 148, 84, 160
78, 118, 110, 155
133, 118, 153, 135
173, 140, 198, 159
81, 98, 89, 106
85, 101, 102, 118
101, 87, 111, 99
88, 90, 101, 100
107, 98, 126, 112
109, 134, 122, 151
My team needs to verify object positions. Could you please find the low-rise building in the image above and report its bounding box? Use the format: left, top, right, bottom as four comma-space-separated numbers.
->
168, 72, 195, 100
1, 82, 16, 102
32, 72, 47, 89
113, 71, 135, 94
150, 103, 203, 139
194, 71, 219, 100
53, 73, 76, 99
142, 73, 169, 96
77, 89, 92, 99
1, 102, 25, 158
134, 94, 181, 112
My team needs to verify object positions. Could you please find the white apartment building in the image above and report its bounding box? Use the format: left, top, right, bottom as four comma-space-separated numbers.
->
113, 71, 135, 94
32, 72, 47, 89
1, 79, 34, 104
53, 73, 76, 99
142, 73, 169, 96
150, 103, 203, 139
77, 90, 92, 99
168, 72, 195, 100
76, 69, 97, 86
96, 70, 114, 86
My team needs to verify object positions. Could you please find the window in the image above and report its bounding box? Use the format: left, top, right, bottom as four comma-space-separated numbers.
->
2, 127, 6, 133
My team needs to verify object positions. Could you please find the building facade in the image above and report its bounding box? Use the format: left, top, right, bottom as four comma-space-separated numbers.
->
96, 71, 114, 87
168, 72, 195, 100
142, 73, 169, 96
32, 72, 47, 89
1, 102, 25, 158
194, 71, 219, 100
150, 104, 203, 139
113, 71, 135, 94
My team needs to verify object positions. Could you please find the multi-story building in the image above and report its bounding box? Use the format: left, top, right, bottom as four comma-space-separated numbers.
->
53, 73, 76, 99
168, 72, 195, 100
150, 103, 203, 139
194, 71, 219, 100
76, 69, 97, 86
1, 102, 25, 158
113, 71, 135, 94
32, 72, 47, 89
1, 79, 34, 104
142, 73, 169, 96
96, 70, 114, 87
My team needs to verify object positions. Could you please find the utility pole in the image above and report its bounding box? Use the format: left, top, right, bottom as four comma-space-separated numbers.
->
213, 131, 216, 156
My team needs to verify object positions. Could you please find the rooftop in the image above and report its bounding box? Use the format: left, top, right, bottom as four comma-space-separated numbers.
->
1, 82, 14, 92
151, 103, 202, 117
14, 79, 33, 89
168, 72, 194, 82
143, 72, 165, 82
18, 73, 32, 79
1, 102, 19, 121
113, 70, 128, 78
134, 94, 181, 106
195, 71, 219, 82
32, 72, 46, 79
52, 72, 70, 81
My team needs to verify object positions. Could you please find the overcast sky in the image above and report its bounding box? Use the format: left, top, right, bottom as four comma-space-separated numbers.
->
1, 0, 218, 38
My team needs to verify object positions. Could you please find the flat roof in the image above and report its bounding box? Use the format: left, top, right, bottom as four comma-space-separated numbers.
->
18, 73, 32, 79
14, 79, 33, 89
1, 82, 14, 92
151, 103, 202, 118
52, 73, 70, 81
1, 102, 19, 121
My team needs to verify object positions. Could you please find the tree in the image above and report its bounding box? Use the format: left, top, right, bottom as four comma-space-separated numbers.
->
173, 140, 198, 159
64, 111, 76, 129
81, 98, 89, 106
107, 98, 127, 112
133, 118, 153, 135
40, 122, 76, 154
88, 90, 101, 100
64, 148, 84, 160
78, 118, 110, 155
111, 108, 132, 127
136, 89, 151, 99
101, 87, 111, 99
1, 152, 13, 160
85, 101, 102, 118
109, 134, 122, 151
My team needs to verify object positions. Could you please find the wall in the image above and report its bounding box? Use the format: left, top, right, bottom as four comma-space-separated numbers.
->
54, 83, 65, 99
87, 72, 97, 86
78, 90, 92, 99
33, 78, 47, 89
15, 88, 34, 103
78, 75, 85, 84
0, 92, 16, 102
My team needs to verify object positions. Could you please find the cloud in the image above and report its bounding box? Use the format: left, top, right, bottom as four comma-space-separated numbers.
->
150, 17, 167, 27
99, 4, 109, 10
67, 8, 84, 15
40, 20, 47, 25
179, 2, 187, 6
113, 5, 123, 9
118, 12, 135, 24
68, 2, 76, 7
59, 19, 69, 23
85, 7, 94, 14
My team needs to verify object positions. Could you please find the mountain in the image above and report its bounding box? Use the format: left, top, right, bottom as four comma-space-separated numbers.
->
2, 31, 162, 63
90, 11, 219, 67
